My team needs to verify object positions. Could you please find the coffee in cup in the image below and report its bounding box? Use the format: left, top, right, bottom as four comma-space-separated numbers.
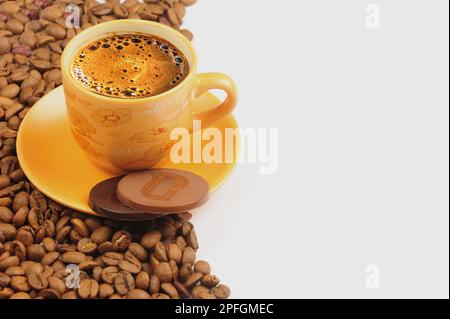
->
71, 33, 189, 99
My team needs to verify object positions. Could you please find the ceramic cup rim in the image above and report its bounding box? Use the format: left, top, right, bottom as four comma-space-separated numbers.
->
61, 19, 198, 105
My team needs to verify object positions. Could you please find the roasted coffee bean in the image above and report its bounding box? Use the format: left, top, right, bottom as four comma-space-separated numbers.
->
154, 262, 173, 283
173, 280, 192, 299
168, 243, 182, 263
149, 274, 160, 294
114, 271, 135, 295
47, 276, 65, 295
61, 291, 78, 299
111, 230, 131, 251
101, 266, 119, 284
78, 279, 99, 299
102, 252, 123, 266
194, 260, 211, 275
5, 266, 24, 276
77, 238, 97, 254
61, 251, 86, 264
135, 271, 150, 290
41, 252, 59, 266
39, 288, 60, 299
126, 288, 150, 299
99, 283, 114, 298
182, 247, 196, 264
161, 282, 179, 299
10, 276, 30, 292
140, 230, 161, 249
27, 268, 49, 290
211, 284, 231, 299
192, 285, 216, 299
201, 274, 220, 288
26, 244, 45, 261
154, 241, 168, 262
90, 226, 112, 244
42, 238, 57, 252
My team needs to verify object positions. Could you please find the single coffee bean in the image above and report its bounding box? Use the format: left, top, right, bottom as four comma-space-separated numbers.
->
9, 240, 26, 261
114, 271, 135, 295
194, 260, 211, 275
61, 291, 78, 299
5, 266, 25, 276
201, 274, 220, 288
173, 281, 192, 299
99, 283, 114, 298
78, 279, 99, 299
101, 266, 119, 284
149, 275, 160, 294
182, 247, 196, 264
41, 252, 59, 266
211, 285, 231, 299
77, 238, 97, 254
111, 230, 132, 251
168, 243, 182, 264
161, 282, 180, 299
27, 269, 49, 290
175, 236, 187, 251
135, 271, 150, 290
48, 276, 66, 295
0, 255, 19, 271
0, 287, 14, 299
102, 252, 124, 266
140, 230, 161, 249
0, 272, 11, 287
192, 285, 216, 299
10, 291, 32, 299
154, 262, 173, 283
42, 238, 57, 252
11, 275, 30, 292
61, 251, 86, 264
90, 226, 112, 244
27, 244, 46, 262
126, 289, 150, 299
154, 241, 168, 262
179, 263, 192, 282
186, 229, 199, 249
39, 288, 60, 299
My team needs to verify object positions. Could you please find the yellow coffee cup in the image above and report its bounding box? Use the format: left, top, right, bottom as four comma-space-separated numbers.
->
61, 19, 237, 174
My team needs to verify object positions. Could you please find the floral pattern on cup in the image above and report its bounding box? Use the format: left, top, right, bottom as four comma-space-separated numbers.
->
72, 131, 105, 158
67, 106, 101, 144
130, 127, 169, 144
91, 108, 132, 127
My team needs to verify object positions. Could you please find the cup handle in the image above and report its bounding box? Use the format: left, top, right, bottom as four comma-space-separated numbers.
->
193, 73, 238, 127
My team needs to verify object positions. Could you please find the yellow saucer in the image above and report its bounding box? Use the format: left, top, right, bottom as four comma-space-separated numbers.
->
17, 86, 239, 215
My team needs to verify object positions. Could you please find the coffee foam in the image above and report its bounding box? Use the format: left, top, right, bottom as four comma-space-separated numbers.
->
71, 33, 189, 99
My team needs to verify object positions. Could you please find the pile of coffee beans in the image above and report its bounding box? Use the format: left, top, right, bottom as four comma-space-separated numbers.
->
0, 0, 231, 299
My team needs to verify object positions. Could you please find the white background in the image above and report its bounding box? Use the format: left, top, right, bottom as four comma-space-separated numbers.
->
183, 0, 449, 298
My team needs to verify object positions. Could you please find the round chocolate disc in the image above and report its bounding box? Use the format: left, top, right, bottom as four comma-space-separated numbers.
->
89, 176, 164, 221
116, 169, 210, 213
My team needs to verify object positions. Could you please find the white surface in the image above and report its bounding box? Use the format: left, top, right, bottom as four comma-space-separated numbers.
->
183, 0, 449, 298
